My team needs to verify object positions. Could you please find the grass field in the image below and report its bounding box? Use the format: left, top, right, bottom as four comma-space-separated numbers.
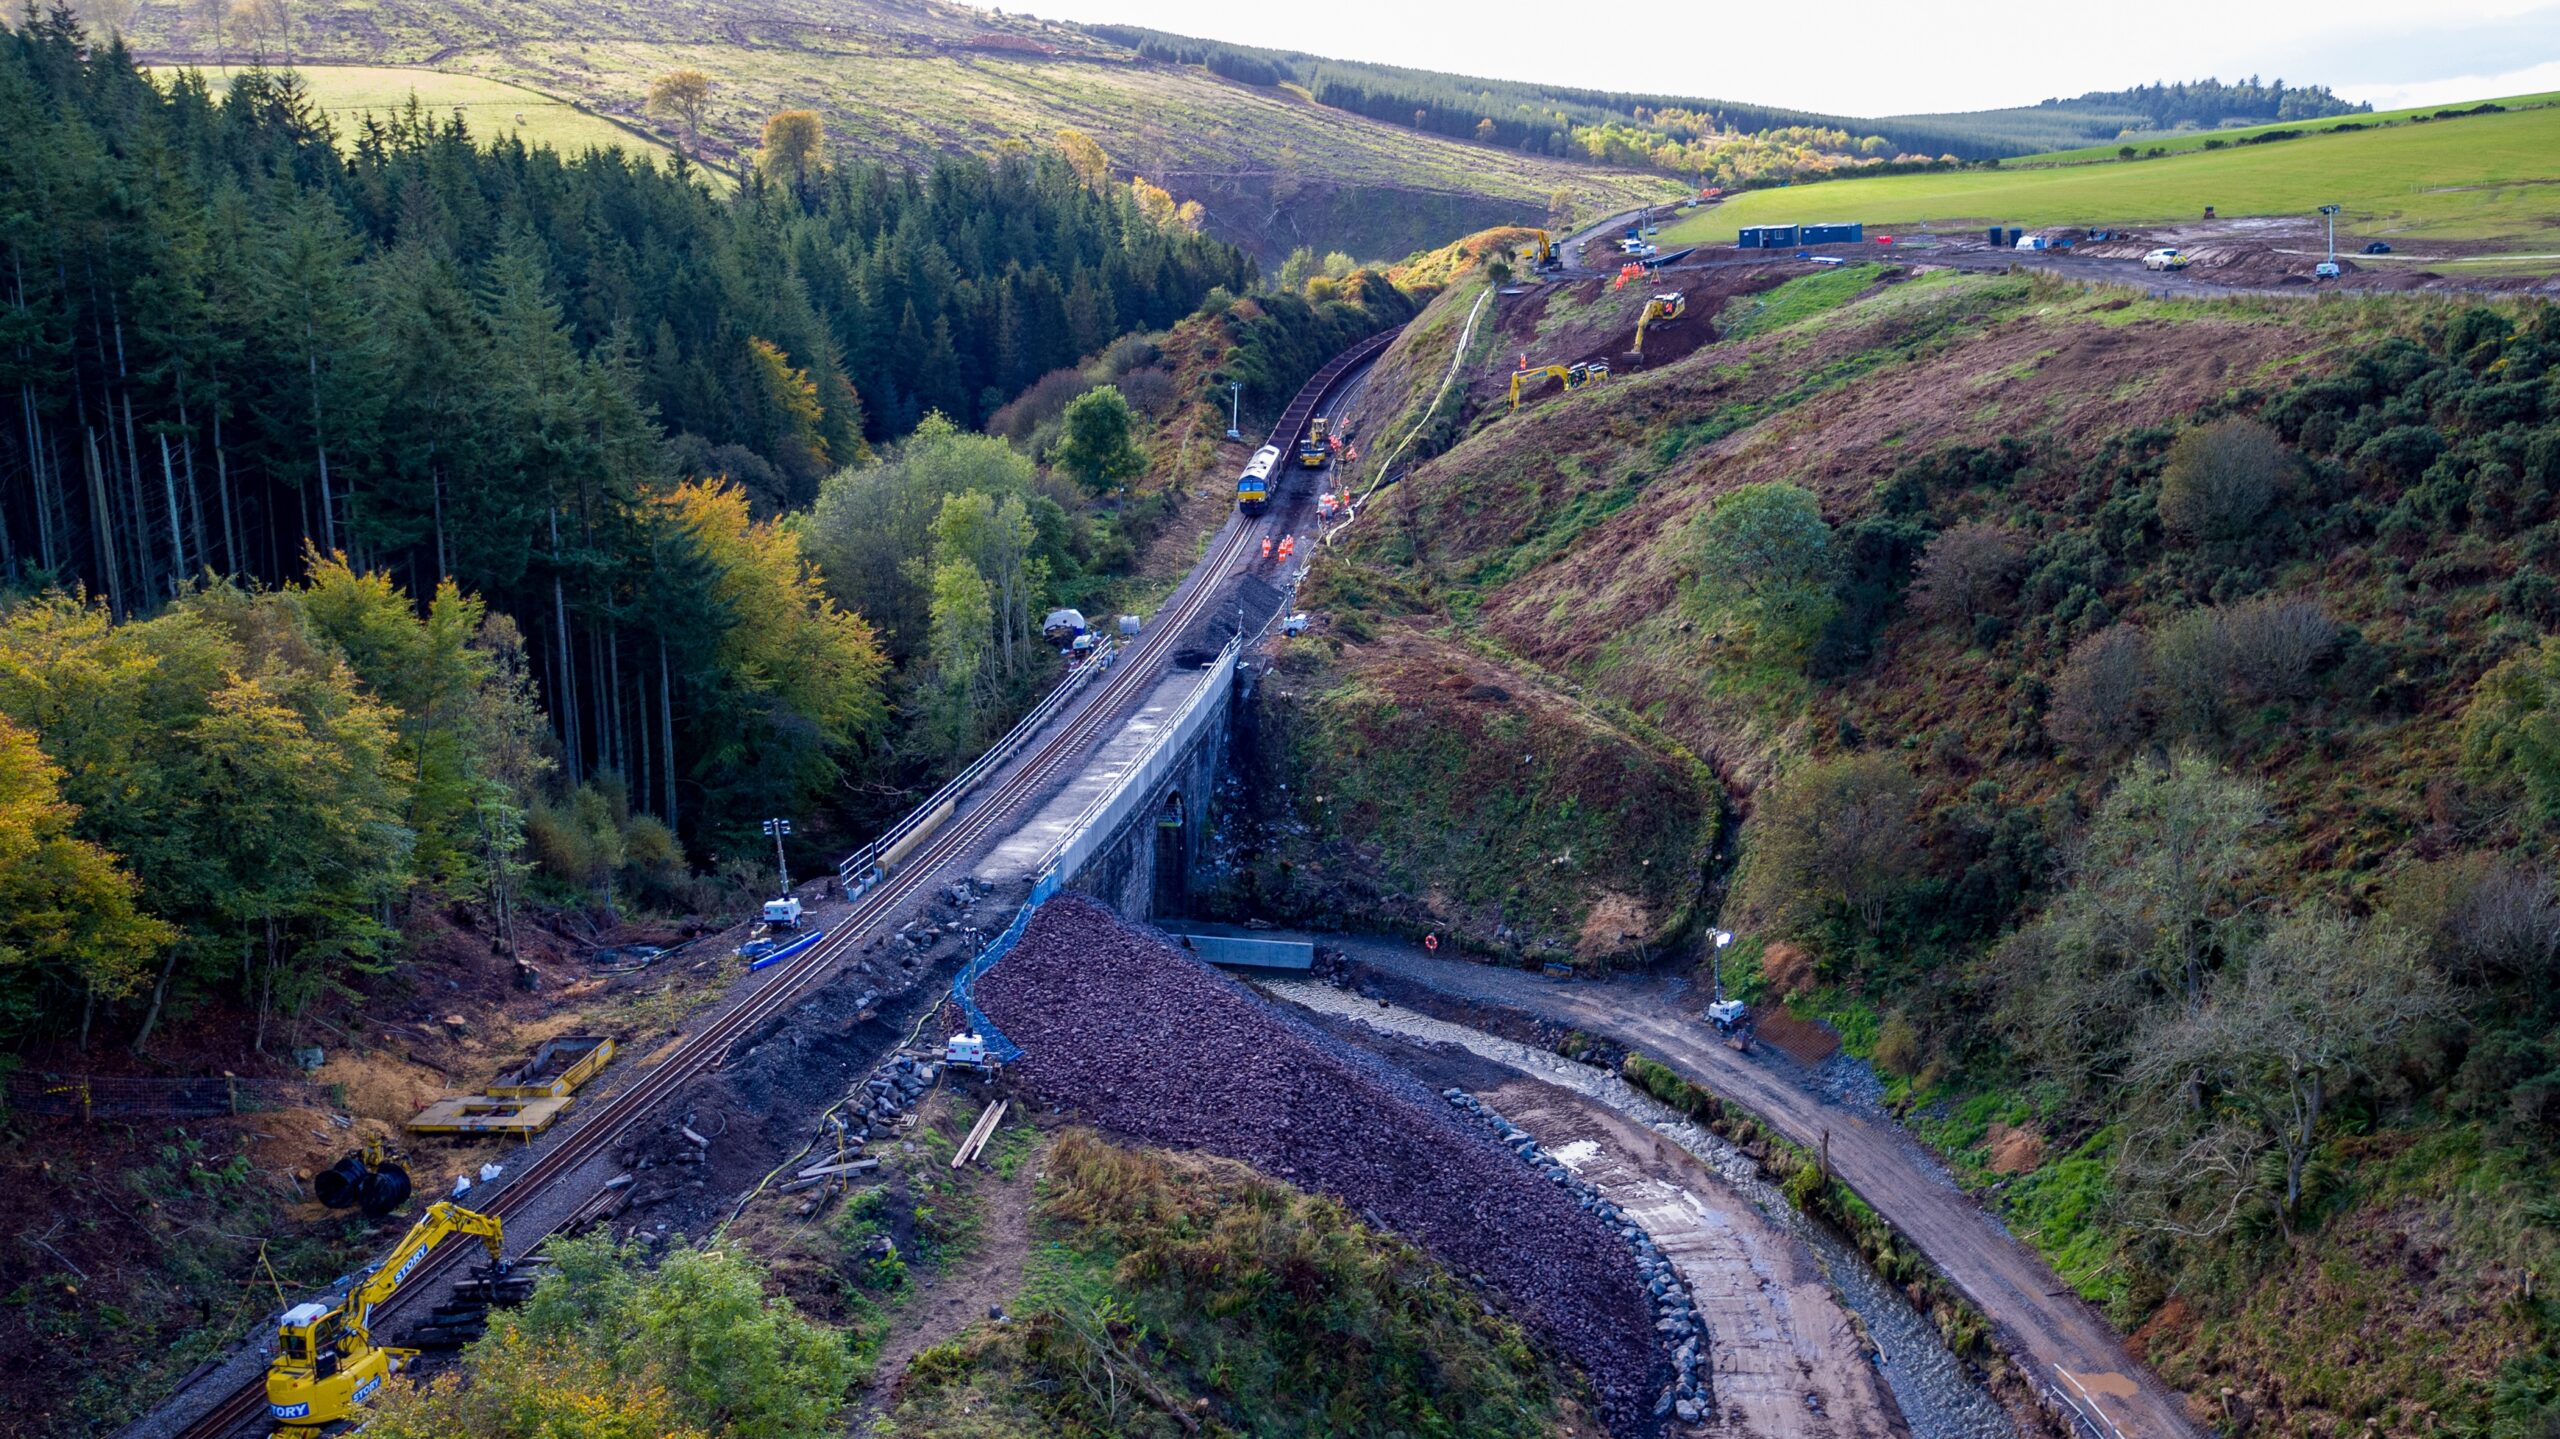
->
2010, 90, 2560, 167
1660, 101, 2560, 250
146, 64, 682, 165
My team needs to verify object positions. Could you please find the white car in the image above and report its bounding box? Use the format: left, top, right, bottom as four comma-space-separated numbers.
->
2143, 247, 2191, 271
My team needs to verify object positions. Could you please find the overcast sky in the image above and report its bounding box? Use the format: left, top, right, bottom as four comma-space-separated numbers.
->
982, 0, 2560, 117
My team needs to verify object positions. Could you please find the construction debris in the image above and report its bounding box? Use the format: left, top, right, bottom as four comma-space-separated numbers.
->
951, 1099, 1008, 1170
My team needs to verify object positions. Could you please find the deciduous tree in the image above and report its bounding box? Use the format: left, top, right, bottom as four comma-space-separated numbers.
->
0, 715, 171, 1046
2158, 416, 2286, 541
1743, 752, 1923, 937
1052, 386, 1144, 494
1910, 520, 2024, 624
1686, 481, 1836, 656
758, 110, 825, 190
644, 68, 712, 156
2045, 622, 2151, 759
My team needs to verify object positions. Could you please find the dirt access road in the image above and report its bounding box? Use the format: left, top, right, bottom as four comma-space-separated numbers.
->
1289, 935, 2203, 1439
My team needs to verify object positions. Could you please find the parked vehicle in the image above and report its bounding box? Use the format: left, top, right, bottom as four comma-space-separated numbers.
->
2143, 247, 2192, 271
2363, 241, 2393, 255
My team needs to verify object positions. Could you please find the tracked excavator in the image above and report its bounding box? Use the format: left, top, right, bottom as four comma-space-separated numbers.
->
1631, 292, 1686, 362
1529, 229, 1560, 272
266, 1201, 519, 1425
1509, 360, 1609, 410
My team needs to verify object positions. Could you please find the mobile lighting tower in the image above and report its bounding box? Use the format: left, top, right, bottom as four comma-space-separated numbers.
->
763, 816, 792, 894
2317, 204, 2343, 279
1226, 381, 1242, 441
1705, 928, 1746, 1031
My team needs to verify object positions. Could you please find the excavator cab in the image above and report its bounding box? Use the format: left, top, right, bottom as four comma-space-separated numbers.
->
269, 1301, 394, 1423
1632, 292, 1686, 362
266, 1201, 504, 1426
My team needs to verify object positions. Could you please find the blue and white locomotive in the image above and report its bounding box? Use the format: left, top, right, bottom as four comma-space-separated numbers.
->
1234, 444, 1283, 514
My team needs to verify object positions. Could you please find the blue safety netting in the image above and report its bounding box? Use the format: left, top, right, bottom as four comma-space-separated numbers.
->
947, 868, 1061, 1063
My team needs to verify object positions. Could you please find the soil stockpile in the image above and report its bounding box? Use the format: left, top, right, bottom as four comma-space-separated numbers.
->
974, 894, 1662, 1434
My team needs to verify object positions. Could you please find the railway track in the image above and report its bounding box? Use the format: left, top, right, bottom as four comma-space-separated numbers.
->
163, 324, 1403, 1439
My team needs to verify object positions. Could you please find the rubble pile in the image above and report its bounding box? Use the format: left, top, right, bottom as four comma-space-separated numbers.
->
975, 894, 1662, 1435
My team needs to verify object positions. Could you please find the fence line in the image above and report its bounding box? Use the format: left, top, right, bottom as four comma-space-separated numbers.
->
6, 1071, 316, 1121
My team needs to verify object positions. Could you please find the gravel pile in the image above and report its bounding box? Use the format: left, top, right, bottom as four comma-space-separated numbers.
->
975, 894, 1662, 1434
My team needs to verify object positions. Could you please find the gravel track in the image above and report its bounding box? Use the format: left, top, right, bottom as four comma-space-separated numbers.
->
973, 894, 1664, 1435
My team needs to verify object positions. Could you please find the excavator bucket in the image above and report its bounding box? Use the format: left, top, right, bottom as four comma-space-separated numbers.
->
358, 1162, 413, 1218
315, 1146, 413, 1216
314, 1153, 369, 1209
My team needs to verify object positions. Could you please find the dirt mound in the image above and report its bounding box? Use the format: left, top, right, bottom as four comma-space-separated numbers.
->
976, 894, 1664, 1434
1985, 1121, 2047, 1175
1759, 942, 1815, 999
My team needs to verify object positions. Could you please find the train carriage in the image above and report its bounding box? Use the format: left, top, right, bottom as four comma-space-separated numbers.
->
1235, 444, 1282, 514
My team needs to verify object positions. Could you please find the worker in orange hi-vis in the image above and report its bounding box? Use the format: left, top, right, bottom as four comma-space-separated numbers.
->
1518, 353, 1528, 371
1260, 535, 1272, 560
1277, 535, 1295, 561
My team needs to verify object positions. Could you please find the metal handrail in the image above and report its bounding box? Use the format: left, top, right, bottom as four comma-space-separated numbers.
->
1034, 636, 1240, 875
837, 639, 1115, 887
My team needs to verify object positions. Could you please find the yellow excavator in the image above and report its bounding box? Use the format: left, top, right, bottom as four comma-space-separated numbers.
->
1529, 229, 1560, 271
1632, 292, 1687, 362
1509, 360, 1609, 410
267, 1201, 507, 1426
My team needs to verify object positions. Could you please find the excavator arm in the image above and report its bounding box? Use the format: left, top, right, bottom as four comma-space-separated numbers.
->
1633, 293, 1686, 361
349, 1201, 504, 1341
1509, 364, 1570, 410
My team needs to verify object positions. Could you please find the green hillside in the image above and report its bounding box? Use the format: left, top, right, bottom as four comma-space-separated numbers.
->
1659, 100, 2560, 248
105, 0, 1672, 260
2012, 91, 2560, 167
1267, 247, 2560, 1439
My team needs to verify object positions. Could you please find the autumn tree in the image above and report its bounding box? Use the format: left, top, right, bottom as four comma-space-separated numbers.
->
1130, 176, 1178, 229
758, 110, 826, 190
1687, 481, 1836, 656
1055, 127, 1111, 188
0, 716, 172, 1047
645, 68, 713, 155
650, 482, 889, 844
